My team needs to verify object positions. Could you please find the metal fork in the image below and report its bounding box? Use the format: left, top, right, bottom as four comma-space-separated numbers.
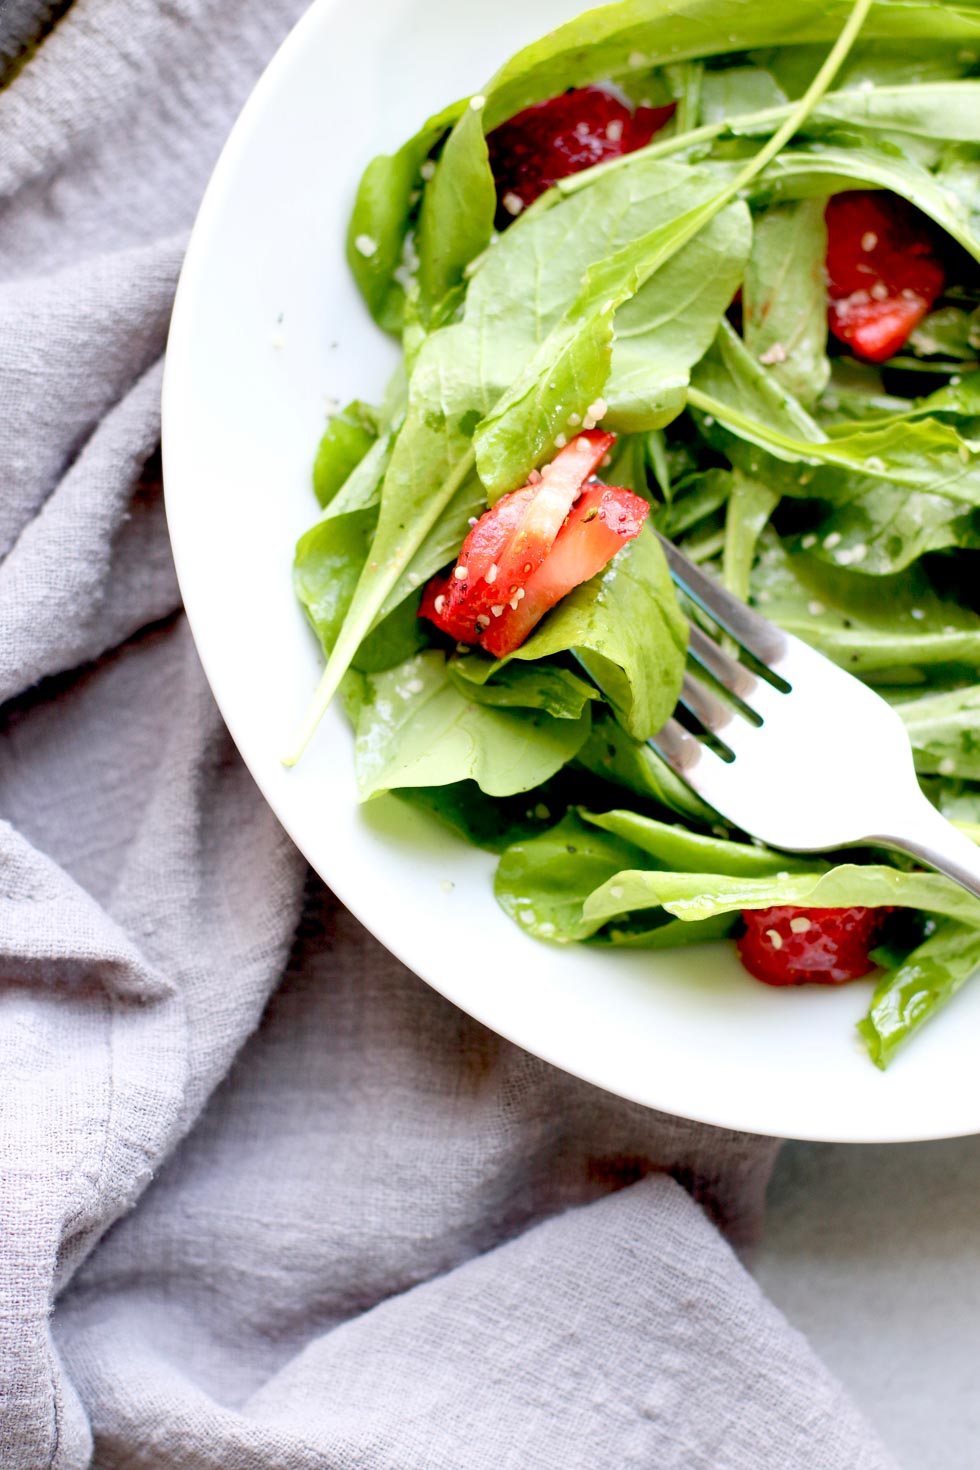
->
650, 531, 980, 901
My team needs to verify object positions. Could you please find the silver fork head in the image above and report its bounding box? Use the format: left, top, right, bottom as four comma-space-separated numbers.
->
649, 532, 925, 854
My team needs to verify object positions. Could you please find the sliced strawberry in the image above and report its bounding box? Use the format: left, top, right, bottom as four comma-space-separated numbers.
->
486, 86, 676, 221
737, 905, 892, 986
424, 430, 615, 642
825, 191, 945, 363
481, 483, 649, 656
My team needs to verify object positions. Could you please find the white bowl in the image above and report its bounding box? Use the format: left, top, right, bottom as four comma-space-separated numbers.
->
163, 0, 980, 1142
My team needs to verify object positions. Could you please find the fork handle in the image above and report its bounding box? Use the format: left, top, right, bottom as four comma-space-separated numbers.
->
877, 797, 980, 903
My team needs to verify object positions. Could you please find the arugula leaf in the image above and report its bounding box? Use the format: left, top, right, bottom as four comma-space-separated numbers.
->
396, 780, 564, 854
603, 200, 751, 434
469, 160, 750, 497
810, 80, 980, 147
750, 532, 980, 679
347, 98, 465, 331
690, 326, 980, 576
450, 528, 687, 742
448, 660, 600, 719
494, 810, 649, 943
742, 199, 829, 408
893, 685, 980, 780
582, 863, 980, 931
691, 317, 824, 443
758, 38, 979, 99
576, 707, 718, 824
665, 58, 704, 133
722, 471, 780, 601
691, 323, 980, 508
749, 145, 980, 262
352, 650, 591, 800
700, 64, 788, 123
656, 468, 734, 539
804, 481, 980, 575
908, 306, 980, 362
493, 810, 734, 947
476, 0, 874, 496
313, 401, 380, 508
580, 808, 824, 876
484, 0, 977, 128
858, 919, 980, 1069
415, 99, 496, 325
294, 507, 377, 657
353, 594, 431, 675
377, 470, 488, 620
472, 301, 617, 498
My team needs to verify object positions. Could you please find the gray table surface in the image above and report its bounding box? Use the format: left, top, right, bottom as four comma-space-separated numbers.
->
756, 1137, 980, 1470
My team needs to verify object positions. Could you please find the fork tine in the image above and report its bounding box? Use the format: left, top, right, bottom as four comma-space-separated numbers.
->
678, 670, 736, 740
648, 716, 708, 777
648, 717, 732, 797
687, 624, 760, 704
655, 530, 787, 667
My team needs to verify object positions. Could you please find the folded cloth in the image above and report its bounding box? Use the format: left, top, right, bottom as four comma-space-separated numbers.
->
0, 4, 899, 1468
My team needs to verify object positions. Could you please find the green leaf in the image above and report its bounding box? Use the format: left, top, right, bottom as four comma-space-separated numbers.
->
700, 64, 788, 123
352, 650, 591, 800
722, 471, 780, 601
604, 200, 751, 434
742, 199, 829, 409
750, 532, 980, 680
858, 919, 980, 1069
352, 593, 430, 675
449, 660, 600, 720
580, 808, 824, 877
665, 58, 704, 133
483, 0, 976, 128
377, 470, 488, 620
477, 0, 876, 494
656, 468, 734, 539
396, 780, 564, 854
691, 322, 980, 508
470, 160, 751, 497
312, 401, 380, 508
894, 685, 980, 780
805, 482, 980, 575
690, 324, 980, 575
810, 80, 980, 147
452, 528, 688, 742
416, 100, 496, 324
582, 862, 980, 931
472, 303, 616, 498
749, 145, 980, 263
908, 306, 980, 362
347, 97, 465, 331
293, 507, 377, 657
576, 706, 717, 824
494, 810, 650, 943
691, 317, 823, 443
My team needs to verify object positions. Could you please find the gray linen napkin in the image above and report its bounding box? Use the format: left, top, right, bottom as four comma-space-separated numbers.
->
0, 3, 900, 1467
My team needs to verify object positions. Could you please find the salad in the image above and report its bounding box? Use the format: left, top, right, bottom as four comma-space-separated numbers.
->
288, 0, 980, 1069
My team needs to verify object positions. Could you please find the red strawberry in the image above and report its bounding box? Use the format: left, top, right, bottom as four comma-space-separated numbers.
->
825, 191, 945, 363
737, 906, 891, 986
481, 482, 649, 656
486, 87, 676, 222
420, 433, 649, 656
420, 430, 614, 645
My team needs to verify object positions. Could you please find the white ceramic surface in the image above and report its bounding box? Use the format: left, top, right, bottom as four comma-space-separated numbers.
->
162, 0, 980, 1143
